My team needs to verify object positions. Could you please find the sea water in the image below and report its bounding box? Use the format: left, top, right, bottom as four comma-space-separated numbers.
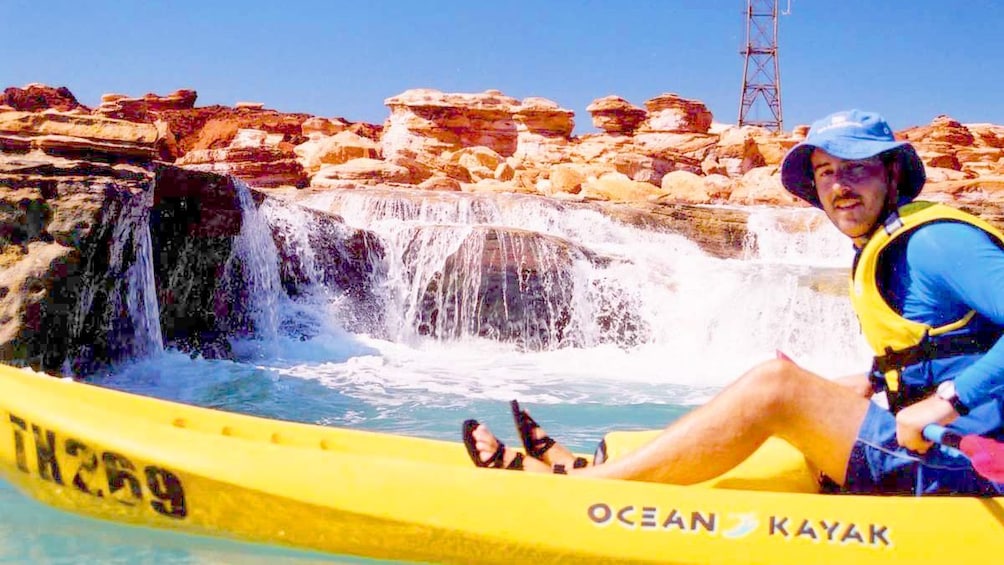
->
0, 189, 871, 564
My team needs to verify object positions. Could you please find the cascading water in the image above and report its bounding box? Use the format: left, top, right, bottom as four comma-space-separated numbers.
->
302, 189, 709, 350
63, 187, 164, 373
123, 212, 165, 357
743, 206, 853, 267
296, 189, 871, 380
258, 196, 386, 341
739, 206, 867, 373
221, 180, 286, 347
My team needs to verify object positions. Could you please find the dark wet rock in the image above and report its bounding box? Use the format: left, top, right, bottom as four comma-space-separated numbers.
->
264, 200, 387, 335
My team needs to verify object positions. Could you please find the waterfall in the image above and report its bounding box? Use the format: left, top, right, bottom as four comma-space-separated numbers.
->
107, 190, 164, 358
221, 180, 286, 345
122, 212, 164, 356
299, 189, 698, 349
62, 185, 164, 374
743, 207, 853, 267
293, 188, 871, 375
258, 197, 386, 339
735, 206, 867, 374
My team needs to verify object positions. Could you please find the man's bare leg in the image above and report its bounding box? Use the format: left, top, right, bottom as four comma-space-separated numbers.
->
470, 358, 870, 485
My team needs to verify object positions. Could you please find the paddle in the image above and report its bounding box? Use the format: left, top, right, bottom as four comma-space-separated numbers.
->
923, 424, 1004, 482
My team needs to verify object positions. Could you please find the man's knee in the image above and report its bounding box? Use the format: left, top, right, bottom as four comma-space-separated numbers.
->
737, 358, 803, 409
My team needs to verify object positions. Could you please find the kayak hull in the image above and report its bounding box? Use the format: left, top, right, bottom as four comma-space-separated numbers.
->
1, 364, 1001, 564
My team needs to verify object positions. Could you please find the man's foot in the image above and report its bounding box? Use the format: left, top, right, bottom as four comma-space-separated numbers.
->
462, 419, 524, 469
462, 420, 552, 472
511, 400, 590, 470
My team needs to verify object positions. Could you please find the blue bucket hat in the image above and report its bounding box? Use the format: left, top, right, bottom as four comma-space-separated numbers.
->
780, 109, 926, 208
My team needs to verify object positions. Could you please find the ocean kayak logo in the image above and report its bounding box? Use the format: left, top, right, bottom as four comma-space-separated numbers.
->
586, 503, 892, 548
722, 512, 759, 539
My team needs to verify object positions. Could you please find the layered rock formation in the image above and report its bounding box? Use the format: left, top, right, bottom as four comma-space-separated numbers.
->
0, 93, 383, 373
6, 83, 1003, 215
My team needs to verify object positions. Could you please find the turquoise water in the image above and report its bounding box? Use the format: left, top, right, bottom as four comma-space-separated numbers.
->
0, 190, 871, 563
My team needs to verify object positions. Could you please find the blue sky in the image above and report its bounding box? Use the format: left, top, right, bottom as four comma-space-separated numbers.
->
4, 1, 1002, 134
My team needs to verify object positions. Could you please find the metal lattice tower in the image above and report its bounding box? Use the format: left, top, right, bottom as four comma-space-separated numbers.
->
738, 0, 783, 131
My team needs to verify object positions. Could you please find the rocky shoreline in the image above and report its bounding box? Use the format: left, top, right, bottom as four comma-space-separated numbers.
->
1, 83, 1002, 373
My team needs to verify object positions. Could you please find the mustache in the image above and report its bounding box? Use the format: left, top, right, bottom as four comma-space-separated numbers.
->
832, 196, 861, 207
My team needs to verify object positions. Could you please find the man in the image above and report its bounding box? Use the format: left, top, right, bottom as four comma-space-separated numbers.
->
464, 110, 1004, 495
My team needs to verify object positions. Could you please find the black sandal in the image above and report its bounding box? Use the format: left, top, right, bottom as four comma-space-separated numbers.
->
462, 419, 524, 470
510, 400, 588, 468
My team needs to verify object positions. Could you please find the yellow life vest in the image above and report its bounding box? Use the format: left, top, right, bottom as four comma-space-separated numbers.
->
850, 201, 1004, 398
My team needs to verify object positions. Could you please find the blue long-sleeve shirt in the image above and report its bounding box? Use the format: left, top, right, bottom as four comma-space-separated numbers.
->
877, 220, 1004, 434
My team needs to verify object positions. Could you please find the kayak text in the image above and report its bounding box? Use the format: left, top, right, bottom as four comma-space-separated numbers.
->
8, 412, 187, 519
587, 503, 892, 547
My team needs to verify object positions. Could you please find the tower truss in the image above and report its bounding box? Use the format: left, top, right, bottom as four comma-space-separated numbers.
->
738, 0, 783, 131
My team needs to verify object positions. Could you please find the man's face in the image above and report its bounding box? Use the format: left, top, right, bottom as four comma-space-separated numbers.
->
811, 149, 897, 245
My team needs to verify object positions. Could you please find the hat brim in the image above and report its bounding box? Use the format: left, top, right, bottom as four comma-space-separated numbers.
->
780, 139, 926, 208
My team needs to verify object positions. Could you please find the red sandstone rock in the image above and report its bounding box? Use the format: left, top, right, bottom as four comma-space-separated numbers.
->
512, 97, 574, 166
6, 83, 998, 213
924, 166, 974, 183
311, 158, 413, 187
659, 170, 733, 204
462, 178, 525, 195
968, 123, 1004, 149
580, 171, 666, 203
586, 96, 646, 135
706, 126, 767, 177
418, 175, 462, 191
89, 91, 324, 162
176, 128, 306, 188
639, 93, 713, 134
900, 115, 976, 147
0, 111, 159, 161
514, 97, 574, 138
728, 166, 802, 206
2, 84, 87, 113
922, 176, 1004, 210
544, 163, 616, 197
381, 88, 520, 165
294, 130, 380, 173
302, 117, 350, 138
95, 89, 198, 122
443, 146, 507, 183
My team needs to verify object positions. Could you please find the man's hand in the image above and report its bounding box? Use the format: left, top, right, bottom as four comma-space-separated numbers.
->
895, 395, 958, 452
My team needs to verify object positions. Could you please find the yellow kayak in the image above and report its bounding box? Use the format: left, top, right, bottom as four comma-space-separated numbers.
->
0, 363, 1000, 564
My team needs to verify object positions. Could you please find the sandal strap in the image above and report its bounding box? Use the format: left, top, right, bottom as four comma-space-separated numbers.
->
512, 399, 556, 459
506, 452, 525, 470
485, 442, 507, 468
553, 458, 588, 474
530, 435, 555, 457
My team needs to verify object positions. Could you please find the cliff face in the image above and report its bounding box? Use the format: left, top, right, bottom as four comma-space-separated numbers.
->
0, 114, 240, 372
0, 106, 380, 373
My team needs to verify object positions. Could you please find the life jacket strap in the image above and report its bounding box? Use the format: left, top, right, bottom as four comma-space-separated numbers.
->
869, 327, 1002, 413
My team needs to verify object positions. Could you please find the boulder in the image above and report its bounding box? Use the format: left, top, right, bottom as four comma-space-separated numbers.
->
2, 84, 87, 113
586, 96, 646, 135
381, 88, 520, 167
638, 93, 713, 134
